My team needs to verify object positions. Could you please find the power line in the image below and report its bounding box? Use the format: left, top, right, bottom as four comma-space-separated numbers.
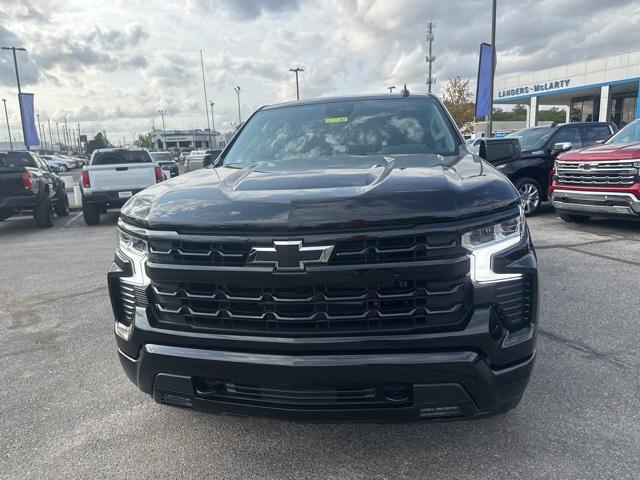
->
425, 21, 436, 93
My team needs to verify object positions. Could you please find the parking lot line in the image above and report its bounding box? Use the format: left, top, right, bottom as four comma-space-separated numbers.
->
63, 212, 83, 228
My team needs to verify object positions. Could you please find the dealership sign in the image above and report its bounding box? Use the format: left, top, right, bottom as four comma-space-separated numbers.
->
498, 79, 571, 98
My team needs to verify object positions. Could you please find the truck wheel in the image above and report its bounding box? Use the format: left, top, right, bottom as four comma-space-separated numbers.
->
34, 195, 54, 228
558, 213, 590, 223
515, 178, 541, 216
55, 193, 70, 217
83, 202, 101, 225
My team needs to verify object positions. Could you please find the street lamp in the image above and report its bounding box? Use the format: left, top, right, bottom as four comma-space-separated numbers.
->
289, 67, 304, 100
47, 119, 53, 153
234, 86, 242, 125
387, 86, 396, 94
1, 46, 28, 149
158, 109, 166, 150
2, 99, 13, 150
209, 100, 216, 149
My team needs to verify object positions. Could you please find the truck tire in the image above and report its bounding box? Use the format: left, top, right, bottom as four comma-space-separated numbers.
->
558, 213, 590, 223
515, 177, 541, 216
34, 195, 54, 228
83, 202, 101, 225
55, 192, 70, 217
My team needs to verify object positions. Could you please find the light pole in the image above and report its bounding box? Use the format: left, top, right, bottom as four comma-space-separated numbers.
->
47, 119, 53, 152
55, 122, 61, 150
1, 46, 29, 150
36, 113, 45, 152
200, 50, 213, 148
387, 86, 396, 94
2, 99, 13, 150
234, 86, 242, 126
289, 67, 304, 100
158, 109, 166, 150
486, 0, 497, 138
209, 100, 216, 149
64, 116, 70, 152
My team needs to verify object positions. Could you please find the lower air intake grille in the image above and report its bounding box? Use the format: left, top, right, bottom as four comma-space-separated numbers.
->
493, 276, 533, 331
114, 280, 148, 326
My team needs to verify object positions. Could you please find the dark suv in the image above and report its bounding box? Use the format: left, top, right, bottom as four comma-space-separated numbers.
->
496, 122, 616, 214
0, 151, 69, 227
109, 94, 538, 422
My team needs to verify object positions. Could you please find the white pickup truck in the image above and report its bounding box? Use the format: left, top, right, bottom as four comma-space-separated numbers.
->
80, 147, 163, 225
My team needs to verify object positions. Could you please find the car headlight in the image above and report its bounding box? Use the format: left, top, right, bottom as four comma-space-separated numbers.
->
117, 228, 148, 255
462, 209, 525, 284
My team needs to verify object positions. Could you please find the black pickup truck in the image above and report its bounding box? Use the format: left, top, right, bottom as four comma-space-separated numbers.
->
479, 122, 616, 215
0, 151, 69, 227
109, 94, 538, 422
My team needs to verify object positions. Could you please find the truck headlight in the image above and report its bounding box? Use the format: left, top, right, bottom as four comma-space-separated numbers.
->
118, 229, 148, 255
462, 210, 525, 283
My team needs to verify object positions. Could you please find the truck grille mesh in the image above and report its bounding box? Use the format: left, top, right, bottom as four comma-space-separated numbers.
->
556, 160, 637, 187
149, 277, 472, 336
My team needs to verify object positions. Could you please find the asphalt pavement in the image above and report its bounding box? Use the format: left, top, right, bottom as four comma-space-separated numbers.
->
1, 206, 639, 479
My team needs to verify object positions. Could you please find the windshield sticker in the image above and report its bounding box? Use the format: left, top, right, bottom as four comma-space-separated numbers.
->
325, 117, 348, 124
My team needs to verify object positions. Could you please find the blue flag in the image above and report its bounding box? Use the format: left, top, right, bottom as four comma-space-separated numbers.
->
475, 43, 495, 117
18, 93, 40, 146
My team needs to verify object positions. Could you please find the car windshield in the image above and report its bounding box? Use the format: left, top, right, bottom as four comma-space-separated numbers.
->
606, 118, 640, 144
222, 98, 461, 168
92, 150, 152, 165
151, 152, 173, 162
506, 127, 556, 150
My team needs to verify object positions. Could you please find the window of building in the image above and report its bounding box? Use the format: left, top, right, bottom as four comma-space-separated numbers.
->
571, 96, 599, 122
611, 93, 637, 127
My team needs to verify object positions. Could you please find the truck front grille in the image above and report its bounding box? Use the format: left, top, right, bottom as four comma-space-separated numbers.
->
149, 277, 471, 336
556, 160, 637, 187
146, 232, 463, 267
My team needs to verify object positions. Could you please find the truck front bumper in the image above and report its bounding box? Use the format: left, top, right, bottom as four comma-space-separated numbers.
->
551, 188, 640, 218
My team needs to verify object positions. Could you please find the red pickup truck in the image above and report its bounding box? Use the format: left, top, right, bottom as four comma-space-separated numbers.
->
550, 118, 640, 223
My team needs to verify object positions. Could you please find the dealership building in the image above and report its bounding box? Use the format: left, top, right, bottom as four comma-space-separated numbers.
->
494, 49, 640, 128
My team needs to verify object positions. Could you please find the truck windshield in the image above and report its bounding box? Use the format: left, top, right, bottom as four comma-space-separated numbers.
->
150, 153, 173, 162
606, 118, 640, 144
506, 127, 555, 150
92, 151, 152, 165
223, 98, 461, 167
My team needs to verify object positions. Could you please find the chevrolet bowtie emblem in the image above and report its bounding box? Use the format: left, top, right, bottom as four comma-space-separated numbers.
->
248, 241, 334, 271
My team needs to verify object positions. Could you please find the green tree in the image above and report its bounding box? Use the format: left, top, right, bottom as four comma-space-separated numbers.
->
85, 132, 110, 154
538, 107, 566, 124
492, 104, 527, 121
134, 133, 152, 149
441, 77, 475, 133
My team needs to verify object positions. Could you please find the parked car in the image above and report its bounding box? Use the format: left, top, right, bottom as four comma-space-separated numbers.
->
43, 155, 76, 171
185, 149, 222, 172
0, 151, 69, 227
42, 158, 66, 173
550, 117, 640, 222
41, 155, 70, 172
80, 147, 164, 225
480, 122, 617, 215
150, 151, 179, 178
177, 152, 190, 164
110, 94, 538, 422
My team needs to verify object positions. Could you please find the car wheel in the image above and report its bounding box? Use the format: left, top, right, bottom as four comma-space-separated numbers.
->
55, 192, 70, 217
558, 213, 590, 223
34, 194, 54, 228
515, 178, 541, 216
83, 202, 101, 225
62, 165, 68, 172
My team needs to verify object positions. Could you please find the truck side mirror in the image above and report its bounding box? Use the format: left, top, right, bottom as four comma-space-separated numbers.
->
553, 142, 572, 153
478, 138, 521, 164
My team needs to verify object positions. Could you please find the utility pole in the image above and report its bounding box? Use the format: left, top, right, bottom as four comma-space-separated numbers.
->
209, 101, 216, 149
37, 113, 45, 151
486, 0, 497, 138
47, 119, 53, 152
199, 50, 213, 148
1, 46, 29, 150
77, 123, 82, 154
158, 109, 166, 150
55, 122, 61, 149
2, 99, 13, 150
234, 86, 242, 126
289, 67, 304, 100
387, 86, 396, 94
64, 116, 70, 152
425, 21, 436, 93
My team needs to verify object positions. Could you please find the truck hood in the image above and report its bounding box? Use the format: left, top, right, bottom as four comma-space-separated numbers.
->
121, 153, 520, 232
558, 142, 640, 161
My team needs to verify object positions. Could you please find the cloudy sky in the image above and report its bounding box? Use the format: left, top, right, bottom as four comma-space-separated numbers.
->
1, 0, 639, 144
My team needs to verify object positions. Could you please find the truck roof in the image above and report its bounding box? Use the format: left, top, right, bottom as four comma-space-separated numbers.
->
262, 93, 437, 111
92, 147, 148, 154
